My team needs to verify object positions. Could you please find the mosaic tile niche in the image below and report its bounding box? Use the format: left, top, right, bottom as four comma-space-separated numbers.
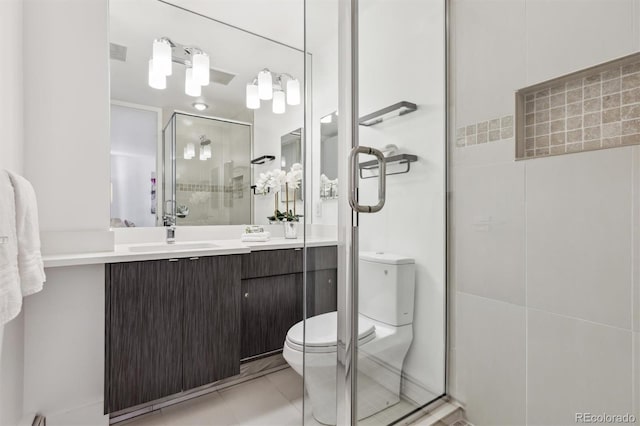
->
516, 52, 640, 159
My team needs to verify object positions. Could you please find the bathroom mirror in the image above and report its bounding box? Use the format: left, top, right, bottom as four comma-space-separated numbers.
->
320, 112, 338, 200
281, 128, 303, 202
108, 0, 305, 227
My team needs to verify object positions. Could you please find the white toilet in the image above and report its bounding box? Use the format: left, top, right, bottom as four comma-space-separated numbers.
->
283, 252, 415, 425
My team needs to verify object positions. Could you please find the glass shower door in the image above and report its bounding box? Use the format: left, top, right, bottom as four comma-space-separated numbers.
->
311, 0, 448, 424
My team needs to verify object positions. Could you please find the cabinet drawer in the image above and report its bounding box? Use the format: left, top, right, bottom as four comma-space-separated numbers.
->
241, 249, 303, 279
306, 246, 338, 271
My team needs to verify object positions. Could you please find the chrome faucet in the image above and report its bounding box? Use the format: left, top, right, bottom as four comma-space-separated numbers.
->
163, 200, 177, 244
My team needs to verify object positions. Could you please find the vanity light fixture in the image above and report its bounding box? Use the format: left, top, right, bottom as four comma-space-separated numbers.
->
192, 102, 208, 111
148, 37, 212, 97
246, 69, 301, 113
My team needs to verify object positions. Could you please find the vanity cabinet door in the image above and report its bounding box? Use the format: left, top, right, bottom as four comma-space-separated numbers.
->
307, 268, 338, 317
183, 255, 241, 390
240, 273, 303, 359
106, 259, 184, 413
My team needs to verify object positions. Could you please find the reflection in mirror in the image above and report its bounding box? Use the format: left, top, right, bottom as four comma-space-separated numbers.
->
108, 0, 305, 227
169, 112, 252, 225
281, 128, 302, 201
110, 102, 162, 228
320, 112, 338, 200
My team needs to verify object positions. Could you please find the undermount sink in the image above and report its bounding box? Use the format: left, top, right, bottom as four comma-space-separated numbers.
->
127, 242, 219, 253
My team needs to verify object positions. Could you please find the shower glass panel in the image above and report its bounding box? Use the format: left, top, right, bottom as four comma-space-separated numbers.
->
163, 112, 252, 226
302, 0, 447, 424
352, 0, 447, 422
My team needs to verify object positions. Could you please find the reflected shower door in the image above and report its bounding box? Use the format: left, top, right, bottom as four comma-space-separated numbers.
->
169, 113, 252, 226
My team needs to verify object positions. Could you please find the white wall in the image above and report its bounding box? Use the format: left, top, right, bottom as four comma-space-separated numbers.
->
20, 0, 111, 423
24, 0, 110, 236
0, 0, 25, 424
451, 1, 640, 424
253, 99, 305, 224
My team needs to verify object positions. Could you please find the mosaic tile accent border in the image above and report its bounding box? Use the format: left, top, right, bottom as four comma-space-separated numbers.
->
177, 183, 233, 193
456, 115, 514, 147
516, 52, 640, 159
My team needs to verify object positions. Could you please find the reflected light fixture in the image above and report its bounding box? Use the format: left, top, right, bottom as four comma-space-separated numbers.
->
258, 70, 273, 100
152, 38, 172, 76
192, 102, 208, 111
185, 68, 201, 97
184, 143, 195, 160
246, 84, 260, 109
286, 78, 301, 105
192, 51, 210, 86
148, 37, 213, 97
272, 91, 285, 114
246, 69, 300, 114
148, 59, 166, 90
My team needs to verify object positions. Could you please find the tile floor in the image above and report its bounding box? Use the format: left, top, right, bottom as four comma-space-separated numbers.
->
122, 367, 419, 426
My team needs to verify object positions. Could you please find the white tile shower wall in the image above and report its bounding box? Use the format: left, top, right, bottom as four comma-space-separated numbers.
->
451, 0, 640, 424
0, 0, 25, 425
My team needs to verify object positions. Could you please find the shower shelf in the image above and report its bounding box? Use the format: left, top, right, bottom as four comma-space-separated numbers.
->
250, 155, 275, 165
359, 101, 417, 126
250, 185, 271, 195
359, 154, 418, 179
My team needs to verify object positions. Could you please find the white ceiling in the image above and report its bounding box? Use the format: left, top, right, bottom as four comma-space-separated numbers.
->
109, 0, 308, 120
163, 0, 338, 52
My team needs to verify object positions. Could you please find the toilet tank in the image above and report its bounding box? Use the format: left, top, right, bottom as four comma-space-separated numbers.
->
359, 252, 415, 326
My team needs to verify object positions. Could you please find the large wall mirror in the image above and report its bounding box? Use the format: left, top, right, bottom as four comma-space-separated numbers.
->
108, 0, 305, 227
320, 112, 338, 199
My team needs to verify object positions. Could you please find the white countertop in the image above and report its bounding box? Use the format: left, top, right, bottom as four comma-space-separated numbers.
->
42, 237, 338, 268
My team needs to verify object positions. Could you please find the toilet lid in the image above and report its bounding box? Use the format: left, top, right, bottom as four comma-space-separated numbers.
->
286, 311, 376, 349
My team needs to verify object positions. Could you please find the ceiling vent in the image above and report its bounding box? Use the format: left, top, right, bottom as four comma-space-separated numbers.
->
210, 68, 235, 85
110, 43, 128, 62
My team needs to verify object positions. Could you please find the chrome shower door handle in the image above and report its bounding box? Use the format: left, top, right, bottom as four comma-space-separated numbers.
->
349, 146, 386, 213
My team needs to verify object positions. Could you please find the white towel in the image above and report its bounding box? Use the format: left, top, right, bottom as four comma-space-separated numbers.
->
7, 171, 46, 297
0, 170, 22, 325
240, 231, 271, 242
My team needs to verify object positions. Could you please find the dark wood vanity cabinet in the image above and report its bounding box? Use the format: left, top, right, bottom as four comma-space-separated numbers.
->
183, 256, 241, 390
105, 255, 241, 414
239, 246, 338, 359
105, 246, 337, 414
105, 259, 185, 413
241, 273, 303, 359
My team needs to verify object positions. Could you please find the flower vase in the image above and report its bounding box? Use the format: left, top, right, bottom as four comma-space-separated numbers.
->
283, 221, 298, 239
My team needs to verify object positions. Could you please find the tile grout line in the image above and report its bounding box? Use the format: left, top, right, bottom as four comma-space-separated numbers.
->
457, 289, 635, 334
523, 159, 528, 426
631, 147, 637, 419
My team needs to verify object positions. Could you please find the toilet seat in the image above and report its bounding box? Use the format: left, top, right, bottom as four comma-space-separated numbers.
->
285, 311, 376, 353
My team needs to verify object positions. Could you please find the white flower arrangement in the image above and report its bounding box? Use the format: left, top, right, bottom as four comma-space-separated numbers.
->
255, 163, 303, 222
